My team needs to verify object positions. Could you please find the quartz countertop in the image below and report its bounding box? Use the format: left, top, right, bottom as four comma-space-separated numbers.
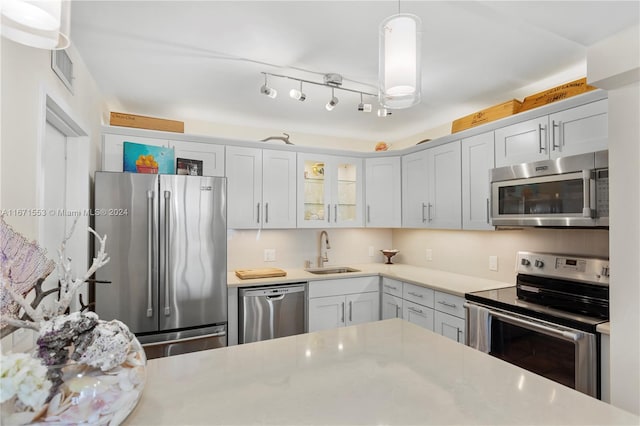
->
125, 319, 638, 425
228, 263, 513, 296
597, 322, 611, 335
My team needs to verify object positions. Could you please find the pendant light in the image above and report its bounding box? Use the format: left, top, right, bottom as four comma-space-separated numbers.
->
379, 8, 421, 109
1, 0, 71, 50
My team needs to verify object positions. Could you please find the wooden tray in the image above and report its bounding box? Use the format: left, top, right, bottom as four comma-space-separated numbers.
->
110, 112, 184, 133
235, 268, 287, 280
519, 78, 597, 112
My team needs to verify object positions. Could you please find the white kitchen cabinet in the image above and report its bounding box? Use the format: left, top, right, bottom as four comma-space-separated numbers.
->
403, 300, 434, 330
461, 132, 494, 230
225, 146, 296, 229
381, 292, 403, 320
548, 99, 608, 158
365, 156, 401, 227
102, 133, 225, 176
600, 332, 610, 403
402, 141, 461, 229
434, 291, 466, 344
308, 277, 379, 332
102, 134, 167, 172
495, 100, 608, 167
169, 140, 225, 177
298, 153, 363, 228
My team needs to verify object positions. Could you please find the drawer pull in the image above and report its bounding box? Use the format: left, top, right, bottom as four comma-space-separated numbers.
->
408, 291, 424, 298
438, 300, 457, 309
408, 306, 423, 314
384, 285, 398, 291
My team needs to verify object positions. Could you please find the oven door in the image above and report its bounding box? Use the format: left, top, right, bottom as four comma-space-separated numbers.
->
465, 303, 598, 397
491, 170, 598, 227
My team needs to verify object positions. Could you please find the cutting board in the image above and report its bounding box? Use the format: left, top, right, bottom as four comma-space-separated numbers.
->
235, 268, 287, 280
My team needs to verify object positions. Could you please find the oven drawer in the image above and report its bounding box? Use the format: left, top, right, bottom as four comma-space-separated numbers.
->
435, 291, 465, 317
403, 283, 434, 307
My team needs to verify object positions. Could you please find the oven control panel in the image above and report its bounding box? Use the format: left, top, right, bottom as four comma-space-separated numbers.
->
516, 251, 609, 285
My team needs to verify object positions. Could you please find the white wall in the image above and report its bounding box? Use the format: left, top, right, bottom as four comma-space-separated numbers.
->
588, 25, 640, 415
228, 228, 392, 270
392, 228, 609, 283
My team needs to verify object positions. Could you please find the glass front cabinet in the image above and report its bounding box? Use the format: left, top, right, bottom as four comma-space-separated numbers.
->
297, 153, 363, 228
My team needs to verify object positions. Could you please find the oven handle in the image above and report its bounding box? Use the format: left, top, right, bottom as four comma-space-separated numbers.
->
488, 308, 583, 342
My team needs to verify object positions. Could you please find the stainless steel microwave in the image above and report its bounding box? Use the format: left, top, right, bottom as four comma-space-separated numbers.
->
490, 151, 608, 227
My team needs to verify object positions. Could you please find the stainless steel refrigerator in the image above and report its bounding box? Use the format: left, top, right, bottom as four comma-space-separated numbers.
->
93, 172, 227, 358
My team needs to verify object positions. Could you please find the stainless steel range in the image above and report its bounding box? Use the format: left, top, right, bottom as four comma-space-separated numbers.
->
465, 251, 609, 398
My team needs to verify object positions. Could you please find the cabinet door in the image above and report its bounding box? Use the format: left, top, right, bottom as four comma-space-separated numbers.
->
308, 295, 346, 332
346, 292, 380, 326
298, 154, 332, 227
262, 150, 297, 228
402, 300, 434, 330
427, 141, 462, 229
402, 150, 429, 227
365, 157, 401, 227
434, 311, 465, 344
170, 140, 225, 177
225, 146, 262, 229
333, 157, 363, 227
495, 116, 549, 167
381, 293, 403, 320
102, 134, 167, 172
462, 132, 494, 230
549, 99, 608, 158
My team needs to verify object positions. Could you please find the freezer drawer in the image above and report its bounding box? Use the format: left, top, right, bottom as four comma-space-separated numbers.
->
239, 284, 306, 344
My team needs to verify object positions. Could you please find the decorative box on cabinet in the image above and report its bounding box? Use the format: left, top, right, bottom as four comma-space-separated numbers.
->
297, 154, 363, 228
308, 277, 379, 332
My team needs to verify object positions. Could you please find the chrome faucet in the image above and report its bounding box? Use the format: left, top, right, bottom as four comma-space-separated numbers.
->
317, 230, 331, 267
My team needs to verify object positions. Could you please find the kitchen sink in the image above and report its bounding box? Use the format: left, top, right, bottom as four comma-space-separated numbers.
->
305, 267, 361, 275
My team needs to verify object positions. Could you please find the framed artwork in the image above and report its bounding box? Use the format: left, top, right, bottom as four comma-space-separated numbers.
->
123, 142, 174, 174
176, 158, 203, 176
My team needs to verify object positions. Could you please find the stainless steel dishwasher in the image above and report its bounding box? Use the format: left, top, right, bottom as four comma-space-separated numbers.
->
239, 283, 306, 344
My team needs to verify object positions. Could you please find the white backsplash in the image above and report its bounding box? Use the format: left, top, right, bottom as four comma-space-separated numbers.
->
228, 227, 609, 284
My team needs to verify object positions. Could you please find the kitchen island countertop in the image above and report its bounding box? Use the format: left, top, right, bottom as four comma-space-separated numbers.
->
228, 263, 513, 296
125, 319, 637, 425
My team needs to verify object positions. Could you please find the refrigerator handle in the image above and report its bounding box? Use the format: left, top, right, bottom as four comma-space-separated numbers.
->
146, 190, 154, 318
164, 190, 171, 316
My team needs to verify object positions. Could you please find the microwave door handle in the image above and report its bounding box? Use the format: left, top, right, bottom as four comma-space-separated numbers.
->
582, 170, 595, 218
489, 309, 583, 342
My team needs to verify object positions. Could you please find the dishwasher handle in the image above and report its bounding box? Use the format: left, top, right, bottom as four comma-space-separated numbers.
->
266, 294, 285, 301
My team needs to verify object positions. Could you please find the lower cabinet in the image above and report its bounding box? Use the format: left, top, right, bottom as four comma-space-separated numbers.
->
308, 277, 380, 333
381, 278, 466, 343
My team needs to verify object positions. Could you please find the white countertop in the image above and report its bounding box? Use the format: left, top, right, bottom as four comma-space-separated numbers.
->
597, 322, 611, 335
125, 319, 638, 425
228, 263, 513, 296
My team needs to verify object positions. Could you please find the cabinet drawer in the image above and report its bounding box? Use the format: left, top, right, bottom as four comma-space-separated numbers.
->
434, 291, 465, 318
403, 300, 434, 331
435, 311, 466, 344
309, 276, 379, 298
403, 283, 434, 307
381, 278, 403, 297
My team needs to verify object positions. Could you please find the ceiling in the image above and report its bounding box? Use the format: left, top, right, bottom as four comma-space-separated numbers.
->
70, 1, 639, 143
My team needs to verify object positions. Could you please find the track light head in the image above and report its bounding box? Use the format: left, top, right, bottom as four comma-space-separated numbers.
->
260, 84, 277, 99
326, 88, 339, 111
358, 102, 372, 112
289, 81, 306, 101
377, 108, 392, 117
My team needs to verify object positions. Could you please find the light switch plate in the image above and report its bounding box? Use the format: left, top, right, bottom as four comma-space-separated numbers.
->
368, 246, 374, 257
489, 255, 498, 271
426, 249, 433, 261
264, 249, 276, 262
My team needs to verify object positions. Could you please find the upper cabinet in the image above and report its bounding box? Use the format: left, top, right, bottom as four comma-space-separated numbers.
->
495, 99, 608, 167
365, 156, 401, 228
461, 132, 494, 230
102, 133, 224, 176
226, 146, 297, 229
402, 141, 461, 229
297, 153, 363, 228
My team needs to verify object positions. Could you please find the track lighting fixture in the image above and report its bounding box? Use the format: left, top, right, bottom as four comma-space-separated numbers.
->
289, 81, 306, 101
377, 108, 392, 117
260, 72, 378, 114
357, 93, 372, 112
325, 88, 339, 111
260, 74, 277, 98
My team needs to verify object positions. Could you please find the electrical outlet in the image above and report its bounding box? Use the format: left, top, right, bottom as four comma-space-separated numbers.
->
368, 246, 374, 257
426, 249, 433, 261
264, 249, 276, 262
489, 255, 498, 271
